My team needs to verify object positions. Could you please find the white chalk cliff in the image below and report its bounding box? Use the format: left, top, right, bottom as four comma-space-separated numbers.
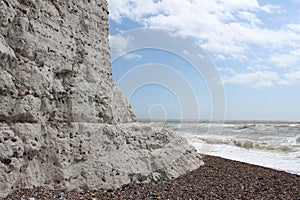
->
0, 0, 203, 197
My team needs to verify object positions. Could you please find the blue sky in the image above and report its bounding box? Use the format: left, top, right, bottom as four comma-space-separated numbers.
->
107, 0, 300, 121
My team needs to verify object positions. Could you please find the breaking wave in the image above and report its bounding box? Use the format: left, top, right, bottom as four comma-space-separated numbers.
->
193, 136, 299, 153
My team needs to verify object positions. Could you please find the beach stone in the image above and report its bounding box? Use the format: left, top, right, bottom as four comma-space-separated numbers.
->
0, 0, 203, 198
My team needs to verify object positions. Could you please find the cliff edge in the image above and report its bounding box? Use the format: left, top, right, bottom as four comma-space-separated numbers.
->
0, 0, 203, 197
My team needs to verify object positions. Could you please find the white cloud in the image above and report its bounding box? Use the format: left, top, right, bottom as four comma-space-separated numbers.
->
283, 71, 300, 85
216, 54, 226, 60
222, 68, 300, 87
108, 0, 300, 87
260, 4, 283, 14
237, 11, 262, 25
183, 50, 190, 55
197, 53, 205, 59
218, 67, 236, 74
108, 0, 299, 59
218, 0, 259, 12
286, 23, 300, 33
277, 80, 291, 86
108, 0, 164, 23
270, 49, 300, 68
123, 53, 142, 60
109, 35, 143, 60
109, 35, 131, 54
224, 71, 279, 88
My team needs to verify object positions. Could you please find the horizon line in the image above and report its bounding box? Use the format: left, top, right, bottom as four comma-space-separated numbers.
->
137, 118, 300, 123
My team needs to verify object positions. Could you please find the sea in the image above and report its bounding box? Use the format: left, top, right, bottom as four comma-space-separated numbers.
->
147, 120, 300, 175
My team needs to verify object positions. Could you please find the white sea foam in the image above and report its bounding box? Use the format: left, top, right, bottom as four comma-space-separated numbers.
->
192, 142, 300, 175
193, 136, 299, 153
149, 121, 300, 175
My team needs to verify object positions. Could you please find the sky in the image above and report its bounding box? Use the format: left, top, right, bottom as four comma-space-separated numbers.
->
107, 0, 300, 121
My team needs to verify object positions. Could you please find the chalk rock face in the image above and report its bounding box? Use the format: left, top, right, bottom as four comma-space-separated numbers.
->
0, 0, 203, 197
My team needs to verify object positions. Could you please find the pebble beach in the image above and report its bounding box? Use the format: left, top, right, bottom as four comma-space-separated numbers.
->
5, 155, 300, 200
